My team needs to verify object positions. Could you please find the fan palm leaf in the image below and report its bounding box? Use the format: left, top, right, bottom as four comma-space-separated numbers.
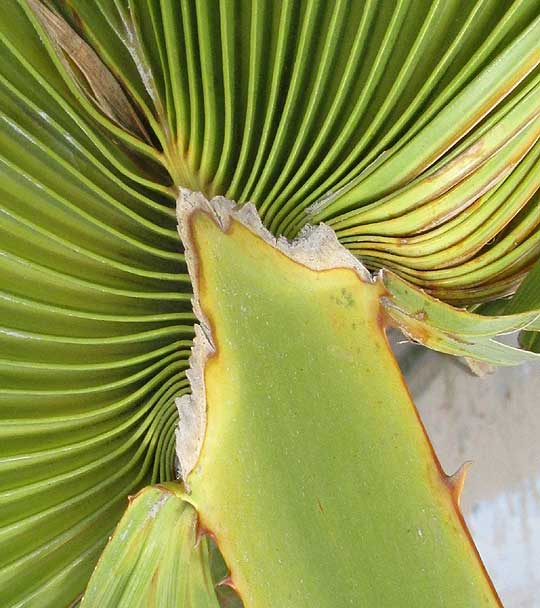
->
1, 1, 540, 605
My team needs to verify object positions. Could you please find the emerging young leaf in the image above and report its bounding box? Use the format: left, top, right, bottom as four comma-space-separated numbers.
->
81, 483, 219, 608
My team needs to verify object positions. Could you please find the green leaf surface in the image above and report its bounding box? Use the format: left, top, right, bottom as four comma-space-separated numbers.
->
178, 194, 501, 608
0, 3, 190, 605
14, 0, 540, 303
